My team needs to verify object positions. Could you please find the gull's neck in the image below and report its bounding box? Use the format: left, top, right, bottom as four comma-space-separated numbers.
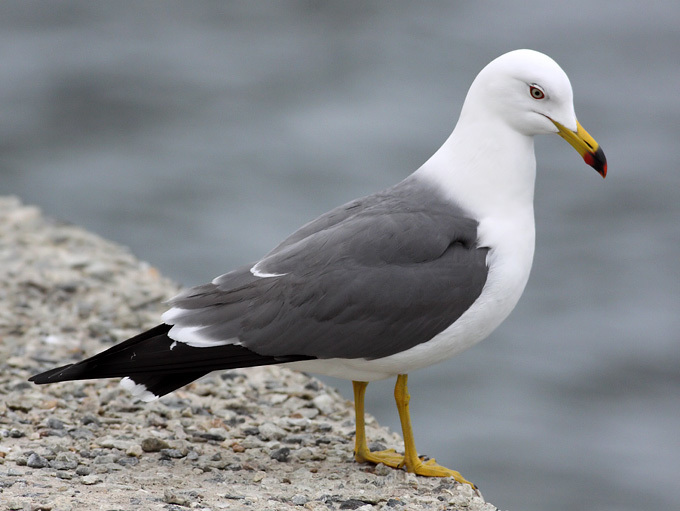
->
414, 108, 537, 222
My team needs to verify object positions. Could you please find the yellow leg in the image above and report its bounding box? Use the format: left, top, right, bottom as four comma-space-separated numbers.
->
352, 376, 476, 489
394, 374, 475, 487
352, 380, 404, 467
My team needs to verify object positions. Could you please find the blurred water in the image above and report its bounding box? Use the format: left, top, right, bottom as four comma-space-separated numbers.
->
2, 2, 679, 510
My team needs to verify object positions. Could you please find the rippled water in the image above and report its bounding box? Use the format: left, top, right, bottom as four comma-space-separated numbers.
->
2, 2, 679, 510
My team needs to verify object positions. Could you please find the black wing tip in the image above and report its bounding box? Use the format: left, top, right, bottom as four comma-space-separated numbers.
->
28, 323, 173, 385
28, 363, 76, 384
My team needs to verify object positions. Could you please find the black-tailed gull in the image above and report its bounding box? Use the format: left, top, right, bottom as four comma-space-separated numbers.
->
30, 49, 607, 488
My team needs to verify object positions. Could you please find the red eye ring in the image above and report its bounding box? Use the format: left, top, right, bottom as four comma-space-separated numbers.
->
530, 85, 545, 99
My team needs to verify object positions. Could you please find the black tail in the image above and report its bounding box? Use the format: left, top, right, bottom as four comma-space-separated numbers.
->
29, 324, 313, 399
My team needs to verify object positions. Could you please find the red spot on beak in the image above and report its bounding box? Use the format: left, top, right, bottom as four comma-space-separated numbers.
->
584, 147, 607, 178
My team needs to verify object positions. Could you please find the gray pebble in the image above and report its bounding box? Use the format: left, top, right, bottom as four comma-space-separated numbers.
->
163, 489, 190, 506
297, 407, 320, 419
286, 417, 311, 429
81, 414, 101, 426
50, 452, 79, 470
160, 448, 186, 459
43, 428, 69, 437
46, 417, 65, 429
94, 454, 118, 465
193, 430, 227, 442
117, 456, 140, 467
312, 394, 336, 415
373, 463, 392, 476
103, 462, 125, 472
285, 434, 310, 445
242, 426, 260, 436
241, 436, 264, 449
140, 437, 169, 452
258, 422, 286, 441
270, 447, 291, 462
76, 466, 92, 476
314, 423, 333, 433
69, 428, 95, 440
339, 499, 372, 510
26, 453, 49, 469
294, 447, 315, 461
291, 494, 309, 506
304, 380, 321, 391
368, 442, 387, 452
78, 449, 98, 459
0, 479, 15, 489
81, 474, 103, 485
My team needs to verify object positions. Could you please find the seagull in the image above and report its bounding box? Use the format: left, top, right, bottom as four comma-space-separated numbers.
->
30, 49, 606, 488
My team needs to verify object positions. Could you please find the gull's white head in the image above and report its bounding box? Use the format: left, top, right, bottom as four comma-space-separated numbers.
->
467, 49, 575, 134
462, 49, 606, 176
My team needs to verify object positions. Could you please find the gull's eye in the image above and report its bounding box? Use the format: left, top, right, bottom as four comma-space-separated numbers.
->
529, 85, 545, 99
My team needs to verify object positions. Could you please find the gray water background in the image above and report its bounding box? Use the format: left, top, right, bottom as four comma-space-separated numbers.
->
2, 2, 679, 510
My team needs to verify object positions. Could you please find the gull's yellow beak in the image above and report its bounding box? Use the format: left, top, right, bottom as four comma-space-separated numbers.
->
551, 119, 607, 178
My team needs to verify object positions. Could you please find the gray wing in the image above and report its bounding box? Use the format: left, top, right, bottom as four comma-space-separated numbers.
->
167, 176, 489, 360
